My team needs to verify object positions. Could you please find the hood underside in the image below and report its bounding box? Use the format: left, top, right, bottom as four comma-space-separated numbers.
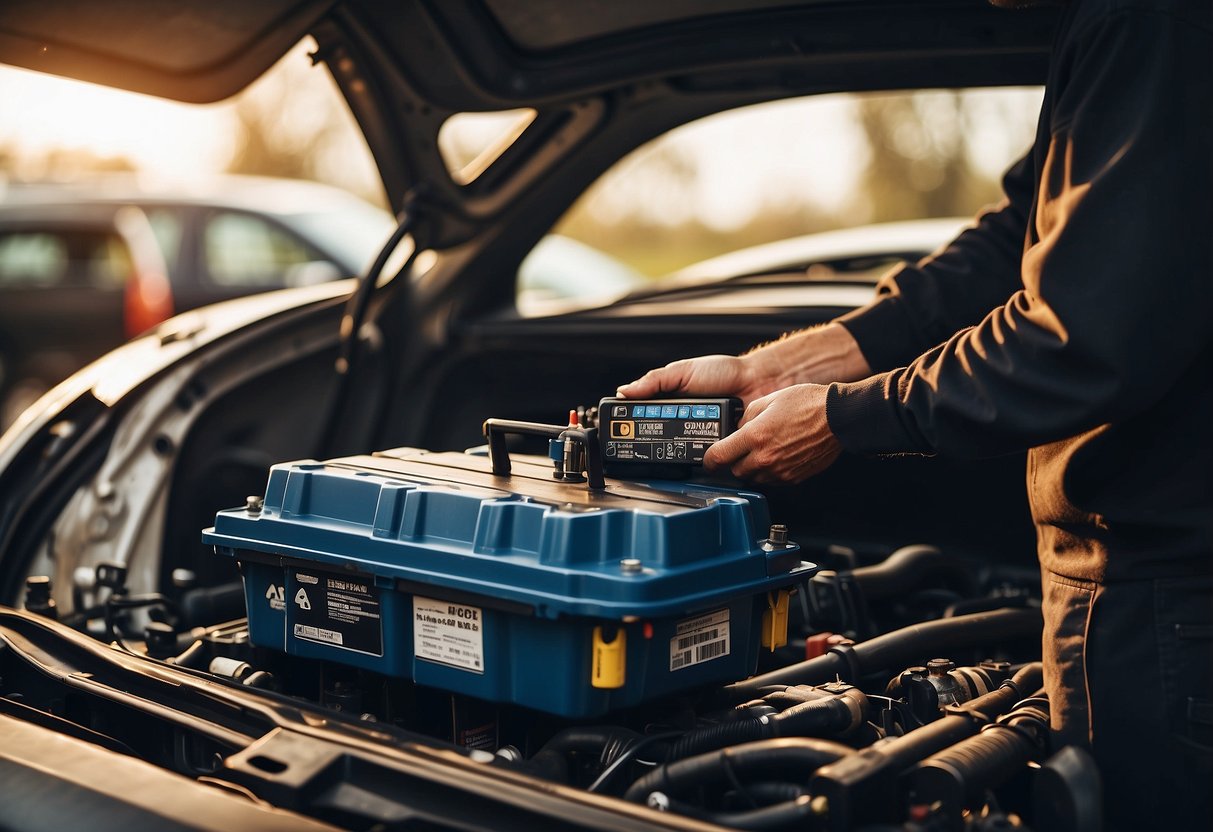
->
0, 1, 1057, 104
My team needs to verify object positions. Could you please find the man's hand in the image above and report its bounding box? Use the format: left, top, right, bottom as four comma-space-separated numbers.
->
703, 384, 841, 484
616, 354, 776, 407
616, 323, 872, 407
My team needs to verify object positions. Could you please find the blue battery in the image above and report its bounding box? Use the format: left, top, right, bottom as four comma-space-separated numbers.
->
204, 448, 814, 718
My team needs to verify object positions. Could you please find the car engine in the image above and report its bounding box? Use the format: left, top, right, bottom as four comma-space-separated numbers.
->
2, 409, 1099, 832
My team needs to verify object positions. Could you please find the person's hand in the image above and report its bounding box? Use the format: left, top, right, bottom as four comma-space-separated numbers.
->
616, 354, 778, 407
703, 383, 841, 484
616, 323, 871, 407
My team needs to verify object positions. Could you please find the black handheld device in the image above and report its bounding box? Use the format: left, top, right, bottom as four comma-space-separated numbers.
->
597, 397, 743, 475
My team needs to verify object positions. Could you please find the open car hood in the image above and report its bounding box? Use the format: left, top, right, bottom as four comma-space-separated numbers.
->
1, 1, 1059, 244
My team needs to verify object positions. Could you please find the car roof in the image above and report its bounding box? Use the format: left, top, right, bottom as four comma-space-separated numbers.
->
0, 201, 128, 227
670, 218, 971, 283
0, 174, 377, 219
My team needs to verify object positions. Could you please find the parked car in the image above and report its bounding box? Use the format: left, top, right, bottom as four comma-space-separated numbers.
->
0, 177, 396, 425
0, 3, 1084, 832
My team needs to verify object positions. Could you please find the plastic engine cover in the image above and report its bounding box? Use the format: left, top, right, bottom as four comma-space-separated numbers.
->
203, 447, 816, 717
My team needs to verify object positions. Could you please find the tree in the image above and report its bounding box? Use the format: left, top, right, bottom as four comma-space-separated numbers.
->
848, 92, 1004, 223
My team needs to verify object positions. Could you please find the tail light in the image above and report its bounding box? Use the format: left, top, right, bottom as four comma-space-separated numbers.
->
123, 268, 174, 339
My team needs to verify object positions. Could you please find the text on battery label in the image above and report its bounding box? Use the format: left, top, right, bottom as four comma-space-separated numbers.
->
289, 572, 385, 656
670, 608, 730, 671
293, 623, 342, 645
414, 596, 485, 674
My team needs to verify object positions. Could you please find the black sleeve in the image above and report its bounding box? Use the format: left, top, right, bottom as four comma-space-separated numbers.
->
826, 7, 1213, 458
835, 149, 1034, 373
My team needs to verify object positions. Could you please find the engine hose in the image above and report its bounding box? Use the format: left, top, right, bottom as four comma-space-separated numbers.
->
808, 664, 1042, 830
528, 726, 643, 783
909, 695, 1051, 811
650, 794, 820, 831
721, 607, 1042, 703
670, 689, 866, 762
624, 737, 854, 803
847, 545, 977, 600
725, 782, 809, 806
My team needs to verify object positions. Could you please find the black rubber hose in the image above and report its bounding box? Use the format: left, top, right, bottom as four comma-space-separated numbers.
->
848, 545, 977, 600
722, 607, 1042, 702
178, 581, 245, 628
624, 737, 854, 803
725, 782, 809, 806
669, 692, 863, 762
537, 726, 642, 760
527, 726, 643, 783
910, 697, 1050, 809
874, 664, 1043, 773
806, 665, 1043, 829
652, 795, 820, 830
667, 718, 774, 762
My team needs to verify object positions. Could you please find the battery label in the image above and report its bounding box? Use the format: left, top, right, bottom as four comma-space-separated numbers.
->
670, 608, 730, 671
599, 397, 737, 466
413, 596, 485, 674
606, 420, 720, 463
290, 570, 383, 656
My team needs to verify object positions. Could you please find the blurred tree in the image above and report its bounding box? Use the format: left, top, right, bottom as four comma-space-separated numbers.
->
0, 144, 134, 181
223, 44, 387, 207
849, 92, 1003, 223
225, 69, 342, 181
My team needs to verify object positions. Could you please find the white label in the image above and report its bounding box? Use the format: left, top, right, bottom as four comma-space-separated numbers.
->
413, 596, 485, 674
670, 608, 730, 671
293, 623, 343, 645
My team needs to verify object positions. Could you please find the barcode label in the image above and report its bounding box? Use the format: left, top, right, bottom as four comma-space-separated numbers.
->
670, 608, 730, 671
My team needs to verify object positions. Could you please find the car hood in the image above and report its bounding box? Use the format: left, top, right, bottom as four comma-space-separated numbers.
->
1, 1, 1058, 244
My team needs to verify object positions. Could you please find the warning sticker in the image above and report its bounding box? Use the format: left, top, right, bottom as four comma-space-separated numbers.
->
413, 596, 485, 674
289, 571, 384, 656
670, 608, 730, 671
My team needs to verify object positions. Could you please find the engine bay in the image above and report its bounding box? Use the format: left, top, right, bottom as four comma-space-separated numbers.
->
0, 411, 1096, 832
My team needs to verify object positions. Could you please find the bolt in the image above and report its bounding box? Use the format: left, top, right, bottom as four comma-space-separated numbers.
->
768, 524, 789, 545
24, 576, 57, 619
245, 495, 264, 514
927, 658, 955, 676
620, 558, 643, 575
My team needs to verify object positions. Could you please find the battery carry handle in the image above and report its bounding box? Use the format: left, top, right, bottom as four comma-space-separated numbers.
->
483, 419, 606, 490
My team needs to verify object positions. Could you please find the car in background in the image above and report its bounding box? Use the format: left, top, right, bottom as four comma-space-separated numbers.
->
0, 176, 396, 426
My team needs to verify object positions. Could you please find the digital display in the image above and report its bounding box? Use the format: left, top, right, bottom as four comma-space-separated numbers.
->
598, 397, 741, 469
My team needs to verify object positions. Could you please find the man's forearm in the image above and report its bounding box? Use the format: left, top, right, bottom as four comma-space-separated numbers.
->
744, 322, 872, 388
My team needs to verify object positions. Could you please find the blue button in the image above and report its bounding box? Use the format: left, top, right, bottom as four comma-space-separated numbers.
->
661, 405, 678, 418
632, 405, 646, 417
645, 405, 662, 418
677, 405, 691, 419
692, 406, 708, 418
706, 405, 720, 419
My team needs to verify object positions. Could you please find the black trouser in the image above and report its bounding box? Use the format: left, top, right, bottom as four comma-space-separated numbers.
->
1043, 569, 1213, 830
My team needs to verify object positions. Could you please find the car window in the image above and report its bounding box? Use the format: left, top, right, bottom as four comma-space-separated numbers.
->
523, 87, 1042, 310
202, 211, 322, 288
0, 229, 131, 289
144, 208, 184, 276
0, 232, 68, 286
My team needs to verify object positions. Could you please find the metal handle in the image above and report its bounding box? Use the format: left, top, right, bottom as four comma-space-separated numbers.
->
482, 419, 605, 490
